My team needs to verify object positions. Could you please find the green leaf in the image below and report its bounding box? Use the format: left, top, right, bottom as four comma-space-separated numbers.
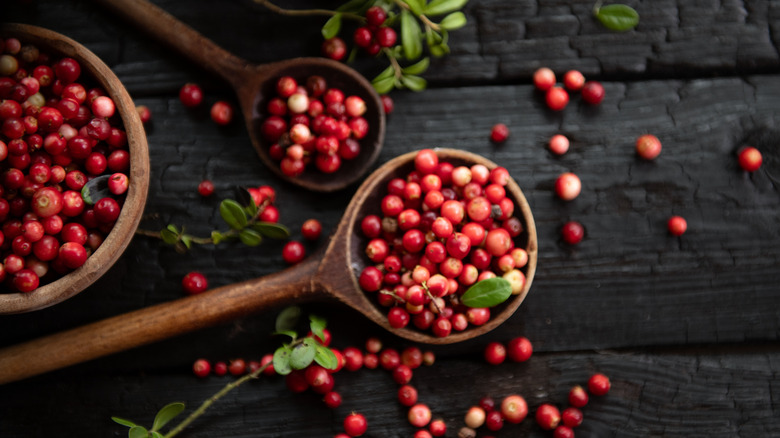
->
372, 76, 395, 94
402, 57, 430, 75
374, 65, 395, 82
273, 346, 292, 375
128, 426, 149, 438
595, 4, 639, 32
251, 222, 290, 239
314, 344, 338, 370
273, 329, 298, 340
400, 10, 423, 60
151, 402, 185, 432
112, 417, 138, 428
245, 201, 259, 219
160, 228, 179, 245
321, 13, 342, 39
211, 230, 225, 244
219, 199, 248, 230
429, 44, 449, 57
239, 228, 263, 246
424, 0, 468, 16
180, 234, 192, 249
276, 306, 301, 332
81, 175, 112, 205
336, 0, 369, 12
400, 74, 427, 92
439, 11, 467, 30
151, 433, 164, 438
309, 314, 327, 342
405, 0, 425, 15
290, 338, 317, 370
460, 277, 512, 308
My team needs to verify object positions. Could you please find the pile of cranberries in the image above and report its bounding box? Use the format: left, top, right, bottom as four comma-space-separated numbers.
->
0, 37, 131, 293
356, 149, 530, 337
261, 75, 370, 177
533, 67, 605, 111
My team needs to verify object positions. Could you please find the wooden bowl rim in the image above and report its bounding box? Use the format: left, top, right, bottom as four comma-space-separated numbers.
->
0, 23, 150, 314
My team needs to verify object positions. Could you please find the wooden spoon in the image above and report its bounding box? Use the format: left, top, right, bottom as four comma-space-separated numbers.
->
95, 0, 385, 192
0, 149, 536, 384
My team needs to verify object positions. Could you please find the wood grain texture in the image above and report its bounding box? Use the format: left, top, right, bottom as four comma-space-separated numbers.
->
2, 0, 780, 436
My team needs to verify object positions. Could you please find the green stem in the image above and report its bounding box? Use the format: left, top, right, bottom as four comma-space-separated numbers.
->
392, 0, 440, 31
164, 363, 270, 438
254, 0, 364, 22
383, 47, 403, 79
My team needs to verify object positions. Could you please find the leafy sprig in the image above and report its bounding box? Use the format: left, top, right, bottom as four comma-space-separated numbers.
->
112, 307, 335, 438
137, 191, 290, 253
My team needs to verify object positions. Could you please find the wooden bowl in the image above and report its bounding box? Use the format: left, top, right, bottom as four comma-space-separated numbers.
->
0, 24, 150, 314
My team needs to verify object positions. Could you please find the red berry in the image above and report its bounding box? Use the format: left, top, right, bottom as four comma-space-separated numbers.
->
301, 218, 322, 240
500, 394, 528, 424
58, 242, 87, 269
392, 364, 413, 384
228, 358, 246, 376
561, 407, 583, 428
563, 70, 585, 91
323, 391, 342, 408
737, 146, 762, 172
408, 403, 432, 428
490, 123, 509, 143
549, 134, 570, 155
276, 76, 298, 98
485, 410, 504, 431
535, 403, 561, 430
555, 172, 581, 201
182, 271, 208, 294
381, 95, 394, 114
136, 105, 151, 123
533, 67, 556, 91
429, 418, 446, 436
636, 134, 662, 160
484, 341, 506, 365
197, 179, 215, 197
582, 81, 605, 105
398, 384, 418, 406
343, 413, 367, 437
554, 425, 575, 438
561, 221, 584, 245
568, 385, 589, 408
546, 86, 569, 111
667, 215, 687, 236
353, 27, 373, 48
179, 83, 203, 107
94, 197, 121, 223
506, 336, 533, 362
109, 173, 130, 195
465, 406, 486, 429
210, 101, 233, 125
375, 27, 397, 48
192, 358, 211, 377
321, 37, 347, 61
588, 373, 611, 396
282, 241, 306, 264
213, 361, 228, 376
365, 6, 387, 26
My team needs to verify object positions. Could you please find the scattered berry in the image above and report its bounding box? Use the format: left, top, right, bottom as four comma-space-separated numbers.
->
490, 123, 509, 143
301, 218, 323, 240
555, 172, 581, 201
737, 146, 762, 172
282, 241, 306, 264
545, 86, 569, 111
484, 341, 506, 365
636, 134, 662, 160
192, 358, 211, 377
533, 67, 556, 91
506, 336, 533, 362
535, 403, 561, 430
667, 215, 687, 236
549, 134, 570, 155
197, 179, 215, 197
588, 373, 611, 396
182, 271, 208, 294
500, 394, 528, 424
210, 101, 234, 125
568, 385, 589, 408
581, 81, 605, 105
179, 83, 203, 107
561, 221, 585, 245
563, 70, 585, 91
343, 412, 368, 437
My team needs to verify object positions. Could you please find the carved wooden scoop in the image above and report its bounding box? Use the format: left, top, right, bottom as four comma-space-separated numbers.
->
0, 149, 536, 384
96, 0, 385, 192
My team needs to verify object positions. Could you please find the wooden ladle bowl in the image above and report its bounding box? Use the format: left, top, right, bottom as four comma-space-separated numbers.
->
0, 148, 535, 384
0, 24, 150, 314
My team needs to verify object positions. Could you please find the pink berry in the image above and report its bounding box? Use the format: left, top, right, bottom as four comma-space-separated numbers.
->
500, 394, 528, 424
549, 134, 570, 155
563, 70, 585, 91
210, 101, 234, 125
555, 172, 581, 201
546, 86, 569, 111
533, 67, 556, 91
636, 134, 662, 160
737, 146, 762, 172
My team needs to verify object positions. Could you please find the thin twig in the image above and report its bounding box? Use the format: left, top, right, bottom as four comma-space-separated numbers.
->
254, 0, 364, 22
392, 0, 440, 31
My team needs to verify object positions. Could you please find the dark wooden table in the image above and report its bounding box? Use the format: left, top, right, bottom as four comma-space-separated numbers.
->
3, 0, 780, 436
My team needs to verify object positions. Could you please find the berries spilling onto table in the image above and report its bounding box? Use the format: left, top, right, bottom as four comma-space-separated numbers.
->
357, 149, 530, 337
262, 75, 370, 176
0, 37, 131, 293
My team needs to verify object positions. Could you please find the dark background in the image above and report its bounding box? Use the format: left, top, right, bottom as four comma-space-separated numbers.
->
2, 0, 780, 436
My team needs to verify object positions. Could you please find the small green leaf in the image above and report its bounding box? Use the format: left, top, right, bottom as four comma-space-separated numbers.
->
219, 199, 248, 230
128, 426, 149, 438
252, 222, 290, 239
211, 230, 225, 244
81, 174, 112, 205
595, 4, 639, 32
405, 0, 425, 15
151, 432, 164, 438
151, 402, 185, 432
112, 417, 138, 428
276, 306, 301, 332
321, 13, 342, 39
239, 229, 263, 246
374, 65, 395, 82
372, 76, 395, 94
460, 277, 512, 308
314, 344, 338, 370
273, 329, 298, 340
180, 234, 192, 249
424, 0, 468, 16
309, 314, 327, 341
346, 46, 358, 63
290, 338, 317, 370
245, 202, 259, 219
401, 74, 427, 92
273, 346, 292, 375
160, 228, 179, 245
402, 57, 430, 75
429, 44, 449, 57
439, 11, 467, 30
400, 9, 423, 60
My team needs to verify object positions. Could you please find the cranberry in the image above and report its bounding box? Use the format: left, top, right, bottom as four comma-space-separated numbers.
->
136, 105, 151, 123
58, 242, 87, 269
568, 385, 589, 407
192, 358, 211, 377
282, 241, 305, 264
12, 269, 39, 292
31, 187, 62, 218
490, 123, 509, 143
561, 407, 583, 428
546, 86, 569, 111
343, 412, 367, 437
561, 220, 584, 245
465, 406, 486, 429
375, 27, 397, 48
536, 403, 561, 430
738, 146, 762, 172
500, 394, 528, 424
408, 403, 432, 428
533, 67, 556, 91
54, 58, 81, 84
182, 271, 208, 294
485, 410, 504, 431
479, 396, 496, 412
636, 134, 662, 160
554, 425, 575, 438
323, 391, 342, 408
321, 37, 347, 61
365, 6, 387, 26
582, 80, 605, 104
179, 83, 203, 107
301, 218, 322, 240
196, 179, 214, 197
506, 336, 533, 362
353, 27, 373, 48
94, 197, 121, 223
387, 306, 410, 328
563, 70, 585, 91
276, 76, 298, 98
555, 172, 581, 201
667, 215, 687, 236
549, 134, 570, 155
91, 95, 115, 118
228, 358, 246, 376
484, 341, 506, 365
392, 363, 413, 384
381, 95, 394, 114
588, 373, 611, 396
397, 384, 418, 406
210, 101, 233, 125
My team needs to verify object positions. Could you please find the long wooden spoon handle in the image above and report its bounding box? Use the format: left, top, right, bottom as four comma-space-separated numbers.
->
0, 256, 321, 385
95, 0, 253, 85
